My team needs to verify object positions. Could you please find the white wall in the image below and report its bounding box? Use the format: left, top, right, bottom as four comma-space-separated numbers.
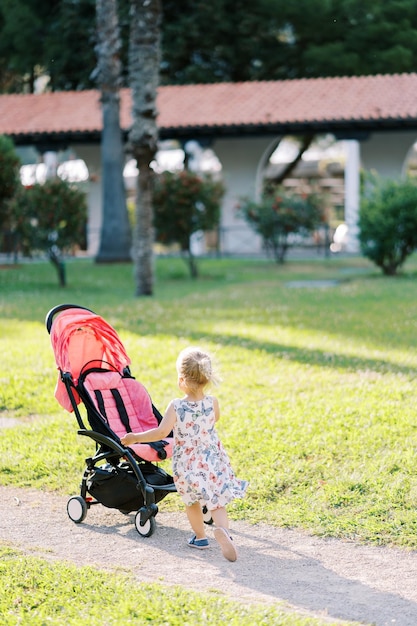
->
213, 137, 274, 254
360, 130, 417, 178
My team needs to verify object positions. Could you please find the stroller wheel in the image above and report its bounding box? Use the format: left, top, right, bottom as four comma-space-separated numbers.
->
67, 496, 88, 523
202, 505, 213, 525
135, 511, 156, 537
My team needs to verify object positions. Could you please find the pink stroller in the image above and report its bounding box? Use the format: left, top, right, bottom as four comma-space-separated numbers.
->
46, 303, 176, 537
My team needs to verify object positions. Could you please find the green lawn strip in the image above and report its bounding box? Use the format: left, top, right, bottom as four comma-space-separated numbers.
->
1, 256, 417, 548
0, 546, 353, 626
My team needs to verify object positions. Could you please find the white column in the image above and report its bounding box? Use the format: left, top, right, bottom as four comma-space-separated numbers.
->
72, 144, 102, 256
344, 140, 360, 253
43, 151, 58, 179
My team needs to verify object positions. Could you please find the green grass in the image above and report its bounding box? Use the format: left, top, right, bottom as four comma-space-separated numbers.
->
1, 546, 346, 626
0, 251, 406, 626
0, 253, 415, 622
2, 254, 417, 547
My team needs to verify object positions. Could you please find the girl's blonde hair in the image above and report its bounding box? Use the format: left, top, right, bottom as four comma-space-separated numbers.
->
176, 347, 220, 389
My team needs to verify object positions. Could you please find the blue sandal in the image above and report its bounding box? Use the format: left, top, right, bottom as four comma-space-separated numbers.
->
188, 535, 209, 550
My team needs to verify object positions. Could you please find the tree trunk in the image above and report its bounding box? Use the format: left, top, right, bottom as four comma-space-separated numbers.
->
182, 247, 198, 279
94, 0, 132, 263
128, 0, 161, 296
133, 146, 155, 295
48, 246, 66, 287
268, 134, 315, 186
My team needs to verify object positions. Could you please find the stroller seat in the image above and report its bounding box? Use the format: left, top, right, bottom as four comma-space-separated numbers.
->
80, 366, 173, 462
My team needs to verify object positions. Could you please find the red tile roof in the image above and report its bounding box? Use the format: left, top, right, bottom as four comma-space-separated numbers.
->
1, 73, 417, 144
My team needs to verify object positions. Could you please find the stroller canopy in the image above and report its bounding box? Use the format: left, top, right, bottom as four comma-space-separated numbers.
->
49, 307, 131, 411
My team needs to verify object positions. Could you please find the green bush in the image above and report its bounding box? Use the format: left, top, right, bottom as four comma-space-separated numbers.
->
240, 187, 325, 263
359, 174, 417, 275
8, 178, 87, 285
0, 135, 21, 228
153, 170, 224, 277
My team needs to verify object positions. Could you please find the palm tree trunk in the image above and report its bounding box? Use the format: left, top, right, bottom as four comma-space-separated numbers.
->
94, 0, 132, 263
128, 0, 161, 296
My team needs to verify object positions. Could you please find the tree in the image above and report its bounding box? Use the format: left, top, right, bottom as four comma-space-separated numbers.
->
94, 0, 131, 263
240, 187, 325, 263
0, 0, 97, 93
160, 0, 417, 84
153, 170, 224, 278
128, 0, 161, 296
265, 134, 316, 189
359, 174, 417, 276
0, 0, 54, 92
8, 178, 87, 286
2, 1, 417, 93
45, 0, 98, 91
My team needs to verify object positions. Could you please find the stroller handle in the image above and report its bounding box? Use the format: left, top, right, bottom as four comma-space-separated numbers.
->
45, 303, 95, 334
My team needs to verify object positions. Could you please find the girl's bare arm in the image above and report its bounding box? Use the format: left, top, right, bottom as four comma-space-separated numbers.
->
121, 401, 176, 445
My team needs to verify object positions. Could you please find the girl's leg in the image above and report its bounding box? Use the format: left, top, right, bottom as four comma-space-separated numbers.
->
185, 502, 206, 539
211, 506, 229, 529
211, 506, 237, 561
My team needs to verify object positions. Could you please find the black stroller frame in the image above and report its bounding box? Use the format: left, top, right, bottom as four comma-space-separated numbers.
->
46, 304, 177, 537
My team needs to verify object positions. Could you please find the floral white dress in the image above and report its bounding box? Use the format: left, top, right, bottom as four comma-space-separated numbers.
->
172, 396, 248, 510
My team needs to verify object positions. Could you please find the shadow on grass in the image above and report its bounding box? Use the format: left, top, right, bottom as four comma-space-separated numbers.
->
184, 331, 417, 377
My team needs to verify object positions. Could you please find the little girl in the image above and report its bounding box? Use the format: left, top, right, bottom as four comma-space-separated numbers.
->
121, 346, 248, 562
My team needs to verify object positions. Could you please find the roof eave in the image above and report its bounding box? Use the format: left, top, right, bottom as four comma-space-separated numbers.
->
9, 130, 102, 149
7, 116, 417, 149
160, 117, 417, 140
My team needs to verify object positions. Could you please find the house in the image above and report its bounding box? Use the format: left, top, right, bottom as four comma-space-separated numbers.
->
1, 73, 417, 255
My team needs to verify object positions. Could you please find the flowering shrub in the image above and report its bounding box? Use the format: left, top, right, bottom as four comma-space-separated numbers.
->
359, 173, 417, 275
8, 178, 87, 285
0, 135, 21, 228
240, 187, 325, 263
153, 170, 224, 277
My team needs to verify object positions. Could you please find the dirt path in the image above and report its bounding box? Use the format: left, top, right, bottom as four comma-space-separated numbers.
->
1, 485, 417, 626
